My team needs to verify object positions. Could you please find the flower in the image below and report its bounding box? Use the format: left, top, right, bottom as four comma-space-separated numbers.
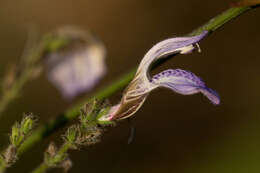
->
98, 31, 220, 122
45, 26, 106, 100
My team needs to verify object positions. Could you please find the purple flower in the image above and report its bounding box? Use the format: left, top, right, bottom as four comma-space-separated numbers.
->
45, 27, 106, 100
98, 31, 220, 122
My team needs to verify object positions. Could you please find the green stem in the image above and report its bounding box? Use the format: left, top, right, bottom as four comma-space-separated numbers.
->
18, 68, 136, 156
56, 143, 71, 157
31, 142, 72, 173
0, 40, 47, 116
17, 6, 257, 156
30, 163, 49, 173
0, 34, 68, 117
189, 7, 251, 36
0, 161, 7, 173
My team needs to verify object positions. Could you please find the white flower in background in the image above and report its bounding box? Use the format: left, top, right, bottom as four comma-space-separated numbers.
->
45, 26, 106, 100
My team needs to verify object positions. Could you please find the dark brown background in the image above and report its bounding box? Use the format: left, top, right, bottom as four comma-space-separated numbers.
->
0, 0, 260, 172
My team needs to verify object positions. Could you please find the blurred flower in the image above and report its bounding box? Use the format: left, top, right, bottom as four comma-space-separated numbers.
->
45, 26, 106, 100
99, 31, 220, 122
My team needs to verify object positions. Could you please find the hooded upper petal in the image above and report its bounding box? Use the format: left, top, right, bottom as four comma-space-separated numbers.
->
136, 31, 208, 78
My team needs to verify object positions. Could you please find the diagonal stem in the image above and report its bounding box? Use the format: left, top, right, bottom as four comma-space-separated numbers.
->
17, 6, 257, 157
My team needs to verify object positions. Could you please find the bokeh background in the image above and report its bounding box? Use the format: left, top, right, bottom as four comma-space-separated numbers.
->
0, 0, 260, 172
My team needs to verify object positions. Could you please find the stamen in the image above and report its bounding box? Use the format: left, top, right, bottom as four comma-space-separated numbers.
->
195, 43, 201, 53
179, 45, 195, 54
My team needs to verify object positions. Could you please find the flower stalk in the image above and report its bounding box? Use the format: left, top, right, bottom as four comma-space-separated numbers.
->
0, 32, 71, 117
0, 115, 36, 173
17, 5, 259, 158
30, 100, 111, 173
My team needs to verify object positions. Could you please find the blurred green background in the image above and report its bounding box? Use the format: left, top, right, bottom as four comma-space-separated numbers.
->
0, 0, 260, 172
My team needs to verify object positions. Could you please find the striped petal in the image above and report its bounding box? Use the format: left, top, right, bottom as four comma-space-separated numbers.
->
150, 69, 220, 105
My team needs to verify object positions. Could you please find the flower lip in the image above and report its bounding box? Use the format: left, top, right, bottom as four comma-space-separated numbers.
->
150, 69, 220, 105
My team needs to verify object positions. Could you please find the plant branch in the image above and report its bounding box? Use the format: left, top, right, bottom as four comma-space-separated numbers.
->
31, 107, 104, 173
17, 5, 257, 157
0, 115, 36, 173
0, 33, 69, 117
30, 142, 73, 173
0, 42, 45, 116
189, 6, 251, 36
30, 163, 49, 173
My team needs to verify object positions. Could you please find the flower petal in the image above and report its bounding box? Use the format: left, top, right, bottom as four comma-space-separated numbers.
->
150, 69, 220, 105
137, 31, 208, 74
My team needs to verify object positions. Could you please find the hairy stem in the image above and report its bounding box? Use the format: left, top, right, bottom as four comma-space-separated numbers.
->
0, 44, 45, 116
30, 163, 49, 173
18, 68, 136, 156
31, 142, 72, 173
0, 159, 7, 173
18, 6, 257, 156
0, 33, 68, 117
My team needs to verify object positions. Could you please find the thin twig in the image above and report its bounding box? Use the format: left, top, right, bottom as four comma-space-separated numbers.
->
0, 32, 68, 117
18, 5, 257, 157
